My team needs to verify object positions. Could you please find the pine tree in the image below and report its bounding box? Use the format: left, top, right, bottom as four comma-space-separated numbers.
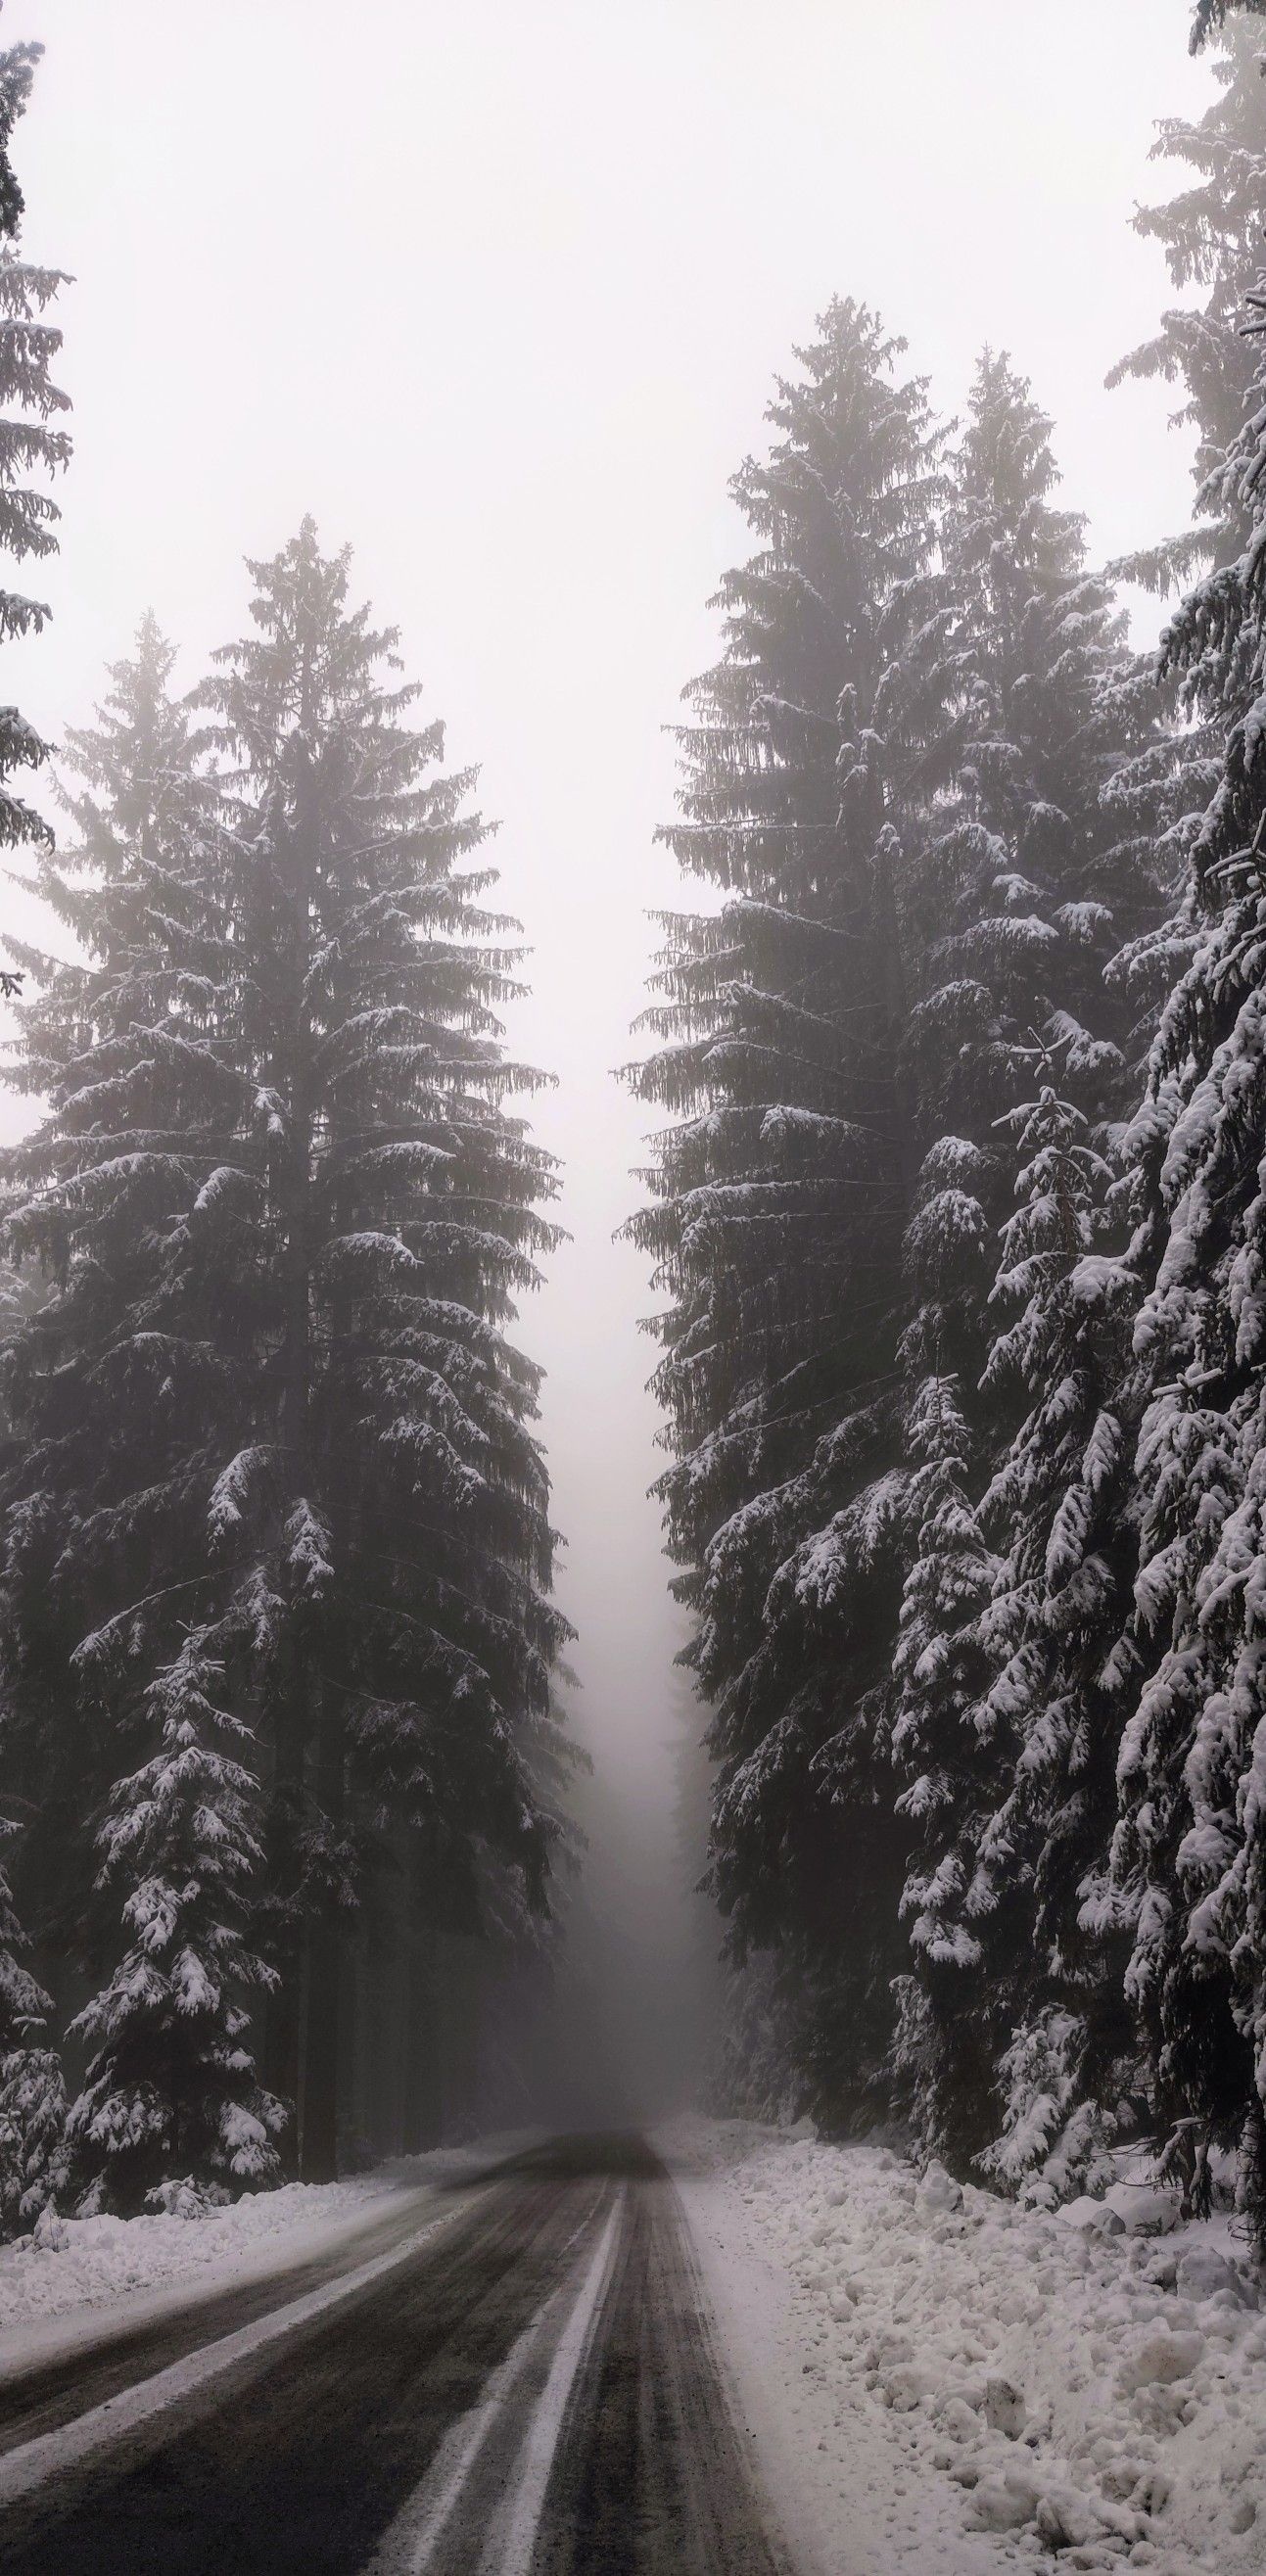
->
0, 622, 274, 2208
0, 21, 70, 874
889, 1375, 1000, 2162
0, 2037, 67, 2233
1103, 259, 1266, 2234
0, 618, 215, 1991
1191, 2, 1266, 52
898, 350, 1157, 1532
883, 357, 1164, 2169
906, 351, 1149, 1174
0, 1817, 49, 2048
191, 524, 567, 2177
0, 14, 36, 236
971, 1085, 1141, 2194
630, 323, 1164, 2133
628, 300, 954, 2116
66, 1638, 282, 2205
0, 1819, 66, 2232
1109, 19, 1266, 586
0, 537, 567, 2192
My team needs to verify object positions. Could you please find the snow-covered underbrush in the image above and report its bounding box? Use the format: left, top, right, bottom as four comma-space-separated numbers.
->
667, 2117, 1266, 2575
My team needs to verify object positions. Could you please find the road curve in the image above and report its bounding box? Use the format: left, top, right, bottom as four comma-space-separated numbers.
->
0, 2134, 789, 2576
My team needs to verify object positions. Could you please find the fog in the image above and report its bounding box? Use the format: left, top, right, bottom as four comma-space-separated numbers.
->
0, 0, 1215, 2121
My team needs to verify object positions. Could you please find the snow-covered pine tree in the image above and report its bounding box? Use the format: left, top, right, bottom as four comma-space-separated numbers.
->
889, 1375, 1001, 2163
956, 691, 1217, 2199
960, 54, 1266, 2187
885, 355, 1168, 2169
0, 539, 566, 2192
0, 1815, 66, 2233
0, 40, 71, 2211
1191, 1, 1266, 52
1100, 17, 1257, 1093
1109, 18, 1266, 588
0, 620, 277, 2211
0, 1818, 51, 2053
0, 615, 213, 1948
628, 301, 955, 2116
1104, 259, 1266, 2237
183, 524, 567, 2178
67, 1637, 283, 2205
0, 9, 34, 235
904, 350, 1149, 1179
969, 1083, 1142, 2199
898, 351, 1160, 1492
0, 18, 70, 873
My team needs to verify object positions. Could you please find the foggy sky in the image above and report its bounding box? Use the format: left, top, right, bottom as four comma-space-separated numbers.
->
0, 0, 1215, 2106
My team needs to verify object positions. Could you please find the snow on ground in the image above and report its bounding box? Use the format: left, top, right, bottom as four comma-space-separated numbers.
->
662, 2115, 1266, 2576
0, 2131, 539, 2362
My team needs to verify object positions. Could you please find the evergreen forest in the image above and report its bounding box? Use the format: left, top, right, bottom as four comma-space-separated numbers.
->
6, 0, 1266, 2267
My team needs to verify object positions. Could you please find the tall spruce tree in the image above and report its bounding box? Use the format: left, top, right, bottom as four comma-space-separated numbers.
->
631, 323, 1169, 2132
1191, 2, 1266, 51
889, 1375, 1000, 2163
905, 351, 1149, 1171
628, 300, 954, 2116
0, 20, 70, 869
0, 619, 279, 2209
0, 616, 213, 2008
0, 16, 72, 2232
1094, 267, 1266, 2232
0, 1814, 67, 2230
973, 1084, 1142, 2197
194, 525, 567, 2178
884, 355, 1162, 2166
0, 535, 566, 2198
1109, 18, 1266, 585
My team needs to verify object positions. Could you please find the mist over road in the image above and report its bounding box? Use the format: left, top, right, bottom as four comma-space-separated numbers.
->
0, 2137, 786, 2576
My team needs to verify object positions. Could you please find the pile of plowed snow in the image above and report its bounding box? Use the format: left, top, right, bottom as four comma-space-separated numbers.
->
0, 2177, 393, 2336
0, 2133, 537, 2343
665, 2117, 1265, 2575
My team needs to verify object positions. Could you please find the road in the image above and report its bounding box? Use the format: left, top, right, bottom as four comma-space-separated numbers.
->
0, 2134, 789, 2576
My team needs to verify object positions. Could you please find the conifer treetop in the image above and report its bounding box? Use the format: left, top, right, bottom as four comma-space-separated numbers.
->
1109, 17, 1266, 585
0, 18, 40, 238
0, 9, 70, 871
1191, 0, 1266, 51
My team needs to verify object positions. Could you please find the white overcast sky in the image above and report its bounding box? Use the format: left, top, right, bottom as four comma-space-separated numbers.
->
0, 0, 1218, 2068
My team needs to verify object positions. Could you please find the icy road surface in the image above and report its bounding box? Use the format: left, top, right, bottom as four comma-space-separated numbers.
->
0, 2134, 789, 2576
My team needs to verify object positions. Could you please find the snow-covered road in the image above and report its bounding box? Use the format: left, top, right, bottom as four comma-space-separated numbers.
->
0, 2134, 788, 2576
3, 2118, 1260, 2573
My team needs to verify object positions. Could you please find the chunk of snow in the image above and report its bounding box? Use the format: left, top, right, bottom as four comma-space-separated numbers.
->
1102, 2180, 1181, 2237
1060, 2194, 1125, 2235
917, 2159, 964, 2215
32, 2203, 68, 2253
968, 2462, 1042, 2531
1117, 2326, 1205, 2391
1175, 2244, 1252, 2306
983, 2373, 1026, 2437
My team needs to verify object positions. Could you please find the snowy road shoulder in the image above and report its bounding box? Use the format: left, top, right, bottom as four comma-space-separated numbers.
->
658, 2116, 1266, 2576
0, 2130, 542, 2379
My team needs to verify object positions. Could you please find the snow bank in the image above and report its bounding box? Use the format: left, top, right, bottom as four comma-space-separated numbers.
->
0, 2131, 539, 2351
663, 2117, 1266, 2576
